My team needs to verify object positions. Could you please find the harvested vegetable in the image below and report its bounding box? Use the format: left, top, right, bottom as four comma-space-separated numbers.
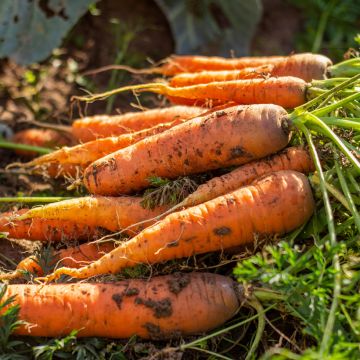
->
40, 171, 315, 280
72, 105, 203, 142
1, 273, 240, 338
83, 104, 291, 195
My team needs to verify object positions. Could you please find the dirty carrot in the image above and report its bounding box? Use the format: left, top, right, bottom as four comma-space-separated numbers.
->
40, 171, 315, 280
16, 196, 169, 234
72, 105, 204, 142
1, 273, 240, 338
83, 104, 291, 195
0, 209, 102, 242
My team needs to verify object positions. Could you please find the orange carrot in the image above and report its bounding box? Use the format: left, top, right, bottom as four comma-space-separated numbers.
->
2, 273, 240, 338
83, 104, 291, 195
72, 105, 203, 142
159, 53, 332, 81
27, 117, 190, 168
0, 209, 102, 242
174, 146, 315, 209
41, 171, 315, 281
169, 65, 274, 87
16, 196, 169, 234
12, 129, 74, 157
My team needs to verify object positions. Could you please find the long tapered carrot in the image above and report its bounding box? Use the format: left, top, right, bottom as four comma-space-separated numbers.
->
16, 196, 169, 234
72, 105, 204, 142
0, 209, 102, 242
26, 117, 190, 167
83, 104, 291, 195
40, 171, 315, 281
158, 53, 332, 81
1, 273, 241, 338
73, 77, 307, 109
169, 65, 275, 87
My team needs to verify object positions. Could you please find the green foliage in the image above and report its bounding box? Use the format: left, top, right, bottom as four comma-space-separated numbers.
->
154, 0, 262, 56
0, 0, 97, 65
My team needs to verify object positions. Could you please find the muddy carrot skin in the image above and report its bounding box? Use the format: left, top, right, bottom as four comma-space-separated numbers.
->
84, 104, 291, 195
0, 209, 101, 242
178, 147, 315, 208
2, 273, 241, 339
42, 171, 315, 280
72, 106, 203, 142
160, 53, 332, 81
17, 196, 169, 234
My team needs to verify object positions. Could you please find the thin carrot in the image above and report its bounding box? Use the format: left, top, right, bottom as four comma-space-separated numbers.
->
0, 209, 102, 242
12, 129, 74, 157
72, 105, 204, 142
83, 104, 291, 195
158, 53, 332, 81
1, 273, 241, 338
16, 196, 169, 234
169, 65, 274, 87
40, 171, 315, 281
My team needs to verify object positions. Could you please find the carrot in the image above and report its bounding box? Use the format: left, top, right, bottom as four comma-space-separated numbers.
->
83, 104, 291, 195
0, 209, 102, 242
16, 196, 169, 234
12, 129, 74, 157
169, 65, 275, 87
1, 273, 240, 338
158, 53, 332, 81
173, 146, 315, 209
27, 117, 190, 168
72, 105, 204, 142
41, 171, 315, 281
74, 77, 307, 109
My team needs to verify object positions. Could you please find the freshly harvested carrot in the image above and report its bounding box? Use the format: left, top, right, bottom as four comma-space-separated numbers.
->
41, 171, 315, 280
169, 65, 274, 87
72, 105, 203, 142
174, 146, 315, 209
17, 196, 169, 234
157, 53, 332, 81
83, 104, 291, 195
12, 129, 74, 157
1, 273, 240, 338
74, 77, 307, 109
27, 117, 190, 167
0, 209, 101, 242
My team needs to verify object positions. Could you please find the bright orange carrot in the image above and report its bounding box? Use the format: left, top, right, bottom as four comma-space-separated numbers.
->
159, 53, 332, 81
17, 196, 169, 234
169, 65, 274, 87
2, 273, 240, 338
0, 209, 102, 242
174, 146, 315, 209
72, 105, 203, 142
27, 117, 190, 167
83, 104, 291, 195
12, 129, 74, 157
41, 171, 315, 280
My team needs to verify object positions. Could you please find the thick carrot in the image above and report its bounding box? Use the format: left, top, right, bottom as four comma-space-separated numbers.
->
0, 209, 102, 242
17, 196, 169, 234
72, 105, 203, 142
159, 53, 332, 81
170, 65, 274, 87
175, 146, 315, 209
83, 104, 291, 195
41, 171, 315, 280
2, 273, 240, 338
27, 117, 189, 167
12, 129, 74, 157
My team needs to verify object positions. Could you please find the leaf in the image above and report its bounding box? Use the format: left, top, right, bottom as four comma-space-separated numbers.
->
154, 0, 262, 56
0, 0, 97, 65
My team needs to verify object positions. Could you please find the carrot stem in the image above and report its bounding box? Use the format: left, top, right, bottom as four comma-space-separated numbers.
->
0, 197, 73, 203
328, 57, 360, 78
0, 140, 52, 155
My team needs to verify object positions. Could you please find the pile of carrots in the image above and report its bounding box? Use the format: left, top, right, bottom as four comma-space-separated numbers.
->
0, 52, 358, 343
